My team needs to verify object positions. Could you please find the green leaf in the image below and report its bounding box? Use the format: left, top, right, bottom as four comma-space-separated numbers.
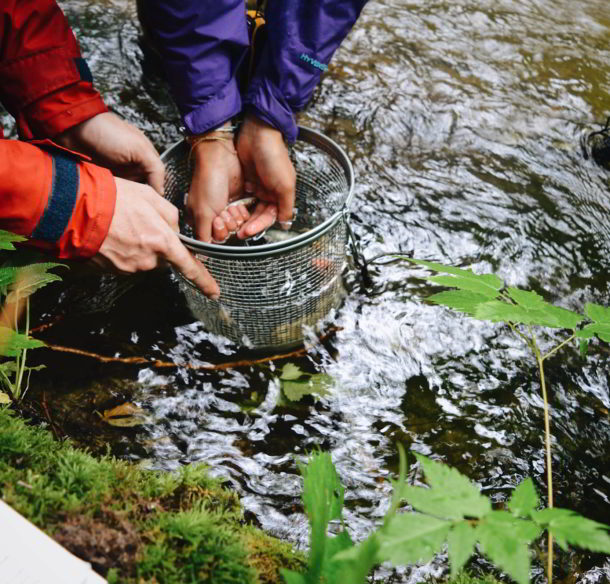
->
376, 513, 450, 566
0, 391, 11, 404
320, 531, 355, 584
585, 302, 610, 324
6, 263, 65, 302
0, 266, 18, 290
0, 328, 44, 357
506, 288, 546, 310
280, 363, 305, 380
475, 300, 582, 329
508, 479, 539, 518
579, 339, 589, 358
476, 511, 541, 584
282, 374, 333, 402
427, 290, 490, 316
331, 534, 379, 584
408, 259, 504, 293
408, 454, 491, 519
447, 521, 478, 577
299, 451, 345, 583
0, 230, 26, 251
428, 275, 501, 299
533, 508, 610, 554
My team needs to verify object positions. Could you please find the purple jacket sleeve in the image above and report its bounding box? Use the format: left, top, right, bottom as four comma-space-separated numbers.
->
140, 0, 367, 140
245, 1, 368, 143
139, 0, 249, 135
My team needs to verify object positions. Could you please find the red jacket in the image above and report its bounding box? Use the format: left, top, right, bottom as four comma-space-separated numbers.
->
0, 0, 116, 258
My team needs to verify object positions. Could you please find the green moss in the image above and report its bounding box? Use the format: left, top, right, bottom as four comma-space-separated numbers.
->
0, 406, 301, 583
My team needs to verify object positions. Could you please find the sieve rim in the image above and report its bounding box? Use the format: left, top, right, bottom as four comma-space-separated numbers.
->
161, 126, 354, 260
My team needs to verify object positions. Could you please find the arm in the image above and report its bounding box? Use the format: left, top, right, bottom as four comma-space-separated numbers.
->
138, 0, 250, 135
0, 0, 108, 139
244, 0, 369, 143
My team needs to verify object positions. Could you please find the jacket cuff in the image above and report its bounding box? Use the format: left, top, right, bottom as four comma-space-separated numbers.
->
243, 81, 298, 143
182, 77, 242, 135
17, 83, 108, 140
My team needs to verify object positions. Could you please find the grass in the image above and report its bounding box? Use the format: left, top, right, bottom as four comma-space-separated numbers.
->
0, 406, 305, 583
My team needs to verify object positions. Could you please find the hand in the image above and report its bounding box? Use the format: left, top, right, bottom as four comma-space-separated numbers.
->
55, 112, 165, 195
187, 131, 250, 242
93, 177, 220, 298
235, 114, 296, 239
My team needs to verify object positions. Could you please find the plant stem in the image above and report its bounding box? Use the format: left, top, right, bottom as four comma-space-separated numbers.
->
541, 334, 576, 362
16, 298, 30, 399
534, 339, 553, 583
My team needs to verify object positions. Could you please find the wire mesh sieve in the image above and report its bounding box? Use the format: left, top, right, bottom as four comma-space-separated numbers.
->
161, 126, 354, 350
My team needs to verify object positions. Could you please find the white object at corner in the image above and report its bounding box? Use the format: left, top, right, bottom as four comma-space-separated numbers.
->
0, 499, 107, 584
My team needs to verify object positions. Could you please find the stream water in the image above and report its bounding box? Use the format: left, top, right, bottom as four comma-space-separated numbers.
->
15, 0, 610, 582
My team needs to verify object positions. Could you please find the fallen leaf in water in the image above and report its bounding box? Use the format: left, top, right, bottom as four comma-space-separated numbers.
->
99, 402, 151, 427
280, 363, 305, 381
282, 373, 333, 402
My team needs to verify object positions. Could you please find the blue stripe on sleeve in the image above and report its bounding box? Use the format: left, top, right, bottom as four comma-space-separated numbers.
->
31, 153, 79, 243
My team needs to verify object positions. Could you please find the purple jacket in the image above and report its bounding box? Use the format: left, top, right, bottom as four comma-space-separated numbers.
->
139, 0, 368, 142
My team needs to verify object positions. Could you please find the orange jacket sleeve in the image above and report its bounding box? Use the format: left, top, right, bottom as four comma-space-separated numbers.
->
0, 0, 117, 259
0, 140, 116, 259
0, 0, 108, 139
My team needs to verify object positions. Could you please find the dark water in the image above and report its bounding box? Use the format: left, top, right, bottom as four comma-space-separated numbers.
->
17, 0, 610, 582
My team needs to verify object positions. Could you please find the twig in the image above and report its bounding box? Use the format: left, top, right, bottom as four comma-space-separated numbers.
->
34, 327, 341, 371
41, 391, 63, 441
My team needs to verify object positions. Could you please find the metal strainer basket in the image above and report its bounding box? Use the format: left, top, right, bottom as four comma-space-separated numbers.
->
161, 126, 354, 350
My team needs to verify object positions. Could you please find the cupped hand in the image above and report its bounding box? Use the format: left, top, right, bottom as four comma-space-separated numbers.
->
55, 112, 165, 195
188, 133, 250, 243
94, 177, 220, 298
235, 114, 296, 239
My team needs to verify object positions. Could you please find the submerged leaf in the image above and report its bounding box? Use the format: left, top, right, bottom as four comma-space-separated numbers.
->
100, 402, 151, 427
280, 363, 305, 381
282, 373, 333, 402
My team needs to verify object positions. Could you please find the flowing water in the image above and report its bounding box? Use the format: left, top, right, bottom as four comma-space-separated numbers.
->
15, 0, 610, 582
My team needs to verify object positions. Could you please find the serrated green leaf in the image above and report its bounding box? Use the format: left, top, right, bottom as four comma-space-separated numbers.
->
447, 521, 478, 577
282, 374, 333, 402
0, 266, 18, 290
280, 570, 307, 584
428, 275, 501, 299
584, 303, 610, 325
476, 511, 540, 584
0, 328, 44, 357
299, 451, 345, 583
475, 300, 582, 329
331, 534, 379, 584
6, 263, 65, 303
576, 323, 610, 343
508, 479, 539, 518
280, 363, 305, 380
427, 290, 490, 316
409, 259, 504, 291
506, 288, 546, 310
533, 508, 610, 554
376, 513, 450, 566
411, 454, 491, 519
320, 531, 355, 584
0, 230, 26, 250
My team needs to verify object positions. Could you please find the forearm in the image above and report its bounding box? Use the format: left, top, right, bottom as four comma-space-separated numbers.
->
244, 0, 368, 142
139, 0, 250, 135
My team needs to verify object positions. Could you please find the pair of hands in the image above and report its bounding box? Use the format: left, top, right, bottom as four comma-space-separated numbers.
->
56, 112, 296, 298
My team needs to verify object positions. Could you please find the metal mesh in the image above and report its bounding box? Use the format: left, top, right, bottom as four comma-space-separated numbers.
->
161, 127, 354, 350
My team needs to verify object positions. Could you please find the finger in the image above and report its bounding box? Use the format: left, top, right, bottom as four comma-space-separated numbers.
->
145, 156, 166, 196
212, 215, 229, 243
237, 202, 278, 238
166, 237, 220, 298
220, 210, 238, 233
227, 204, 246, 227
